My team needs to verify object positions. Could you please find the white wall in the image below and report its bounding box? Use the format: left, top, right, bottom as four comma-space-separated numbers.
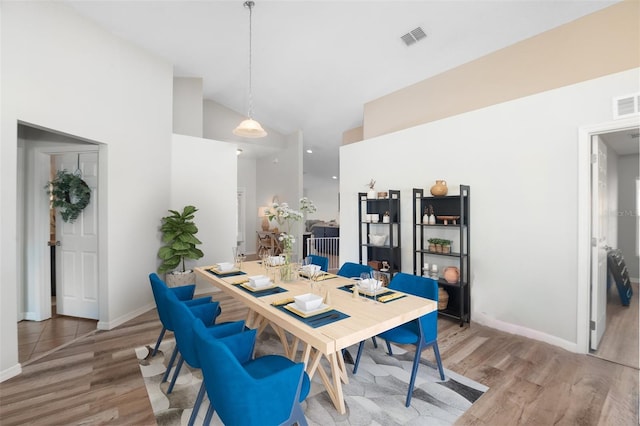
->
1, 2, 173, 381
173, 77, 203, 138
256, 131, 304, 256
340, 68, 640, 351
170, 134, 238, 292
238, 156, 258, 255
304, 174, 340, 223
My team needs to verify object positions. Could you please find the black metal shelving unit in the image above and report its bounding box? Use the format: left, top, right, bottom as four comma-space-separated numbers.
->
413, 186, 470, 325
358, 190, 401, 277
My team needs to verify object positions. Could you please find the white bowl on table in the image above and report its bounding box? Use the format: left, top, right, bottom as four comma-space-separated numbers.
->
301, 264, 320, 275
248, 275, 271, 288
294, 293, 323, 312
359, 278, 382, 292
216, 262, 235, 272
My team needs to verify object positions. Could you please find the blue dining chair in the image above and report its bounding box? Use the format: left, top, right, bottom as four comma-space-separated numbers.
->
165, 289, 245, 426
193, 321, 310, 426
308, 254, 329, 272
353, 273, 445, 407
337, 262, 372, 278
149, 272, 212, 356
337, 262, 378, 350
149, 273, 221, 383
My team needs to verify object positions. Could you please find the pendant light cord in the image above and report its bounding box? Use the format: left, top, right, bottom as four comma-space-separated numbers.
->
245, 1, 255, 120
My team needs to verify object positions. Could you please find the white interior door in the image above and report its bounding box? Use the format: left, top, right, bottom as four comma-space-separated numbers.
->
55, 152, 99, 319
590, 136, 608, 350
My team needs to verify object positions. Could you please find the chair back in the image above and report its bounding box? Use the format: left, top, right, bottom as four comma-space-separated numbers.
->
388, 273, 439, 342
193, 321, 304, 425
165, 289, 218, 368
337, 262, 372, 278
308, 254, 329, 272
149, 273, 176, 330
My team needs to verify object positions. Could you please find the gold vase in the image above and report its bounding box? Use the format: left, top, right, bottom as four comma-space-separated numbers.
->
430, 180, 448, 197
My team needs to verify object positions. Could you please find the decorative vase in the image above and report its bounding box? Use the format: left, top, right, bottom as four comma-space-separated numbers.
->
430, 180, 448, 197
279, 250, 295, 282
443, 266, 460, 284
383, 212, 390, 223
367, 189, 377, 199
428, 214, 436, 225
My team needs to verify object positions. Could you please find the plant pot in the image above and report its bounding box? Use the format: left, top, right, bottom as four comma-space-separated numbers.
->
442, 245, 451, 254
435, 244, 443, 253
166, 270, 196, 287
428, 244, 436, 252
367, 189, 377, 199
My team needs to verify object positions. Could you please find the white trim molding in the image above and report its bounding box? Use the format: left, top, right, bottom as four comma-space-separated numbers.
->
0, 364, 22, 383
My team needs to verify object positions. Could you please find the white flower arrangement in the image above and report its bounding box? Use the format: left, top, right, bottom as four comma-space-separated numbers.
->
265, 197, 316, 252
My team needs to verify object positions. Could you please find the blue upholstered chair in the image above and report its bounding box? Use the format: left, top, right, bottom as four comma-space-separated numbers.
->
353, 273, 445, 407
149, 273, 217, 383
308, 254, 329, 272
337, 262, 377, 349
193, 321, 310, 426
336, 262, 372, 278
165, 289, 245, 426
149, 272, 212, 356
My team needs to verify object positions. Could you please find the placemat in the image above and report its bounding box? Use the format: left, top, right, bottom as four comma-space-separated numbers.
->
337, 285, 407, 303
273, 303, 349, 328
234, 283, 287, 297
206, 268, 247, 278
298, 271, 338, 281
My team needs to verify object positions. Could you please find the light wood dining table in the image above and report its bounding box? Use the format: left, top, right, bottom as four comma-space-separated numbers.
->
195, 261, 436, 414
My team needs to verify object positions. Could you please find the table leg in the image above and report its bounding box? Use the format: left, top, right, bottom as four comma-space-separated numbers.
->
315, 351, 346, 414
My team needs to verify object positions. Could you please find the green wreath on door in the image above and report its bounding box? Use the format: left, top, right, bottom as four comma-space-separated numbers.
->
46, 170, 91, 223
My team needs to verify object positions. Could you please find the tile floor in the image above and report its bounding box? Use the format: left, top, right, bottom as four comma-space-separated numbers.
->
17, 299, 97, 365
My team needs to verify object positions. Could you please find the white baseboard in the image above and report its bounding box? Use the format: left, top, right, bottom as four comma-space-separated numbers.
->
23, 311, 45, 321
97, 302, 155, 330
0, 363, 22, 383
473, 311, 579, 353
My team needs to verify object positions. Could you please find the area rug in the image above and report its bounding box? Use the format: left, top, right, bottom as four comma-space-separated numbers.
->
136, 330, 488, 425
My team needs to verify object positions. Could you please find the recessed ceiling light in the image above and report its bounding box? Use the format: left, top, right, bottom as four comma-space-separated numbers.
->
306, 149, 313, 154
332, 176, 338, 180
236, 149, 243, 155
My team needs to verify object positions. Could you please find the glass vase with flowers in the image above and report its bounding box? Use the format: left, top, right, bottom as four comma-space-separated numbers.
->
265, 197, 316, 282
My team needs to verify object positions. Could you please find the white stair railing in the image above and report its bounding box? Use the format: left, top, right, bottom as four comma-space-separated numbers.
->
306, 237, 340, 272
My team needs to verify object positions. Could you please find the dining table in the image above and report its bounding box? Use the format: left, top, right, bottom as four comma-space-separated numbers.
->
194, 261, 436, 414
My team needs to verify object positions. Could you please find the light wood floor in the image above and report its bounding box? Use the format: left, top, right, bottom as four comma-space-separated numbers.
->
1, 290, 638, 425
591, 282, 639, 369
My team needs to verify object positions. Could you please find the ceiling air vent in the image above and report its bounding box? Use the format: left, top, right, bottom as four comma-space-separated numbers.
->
401, 27, 427, 46
613, 93, 640, 119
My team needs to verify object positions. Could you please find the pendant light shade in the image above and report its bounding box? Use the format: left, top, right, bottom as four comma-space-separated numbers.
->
234, 1, 267, 138
234, 118, 267, 138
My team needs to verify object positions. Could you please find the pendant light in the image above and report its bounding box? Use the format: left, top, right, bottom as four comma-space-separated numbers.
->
234, 1, 267, 138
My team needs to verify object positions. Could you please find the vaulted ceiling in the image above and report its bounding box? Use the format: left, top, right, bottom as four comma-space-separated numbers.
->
65, 1, 620, 179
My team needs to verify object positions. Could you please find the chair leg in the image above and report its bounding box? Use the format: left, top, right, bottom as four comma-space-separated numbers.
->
188, 382, 206, 426
203, 403, 215, 425
385, 340, 393, 355
433, 342, 445, 380
161, 345, 179, 383
152, 327, 166, 356
167, 355, 184, 394
405, 343, 424, 407
289, 403, 308, 426
371, 336, 378, 349
352, 341, 366, 374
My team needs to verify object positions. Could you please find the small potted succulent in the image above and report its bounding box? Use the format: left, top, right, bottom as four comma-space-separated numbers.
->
366, 179, 377, 199
158, 205, 204, 286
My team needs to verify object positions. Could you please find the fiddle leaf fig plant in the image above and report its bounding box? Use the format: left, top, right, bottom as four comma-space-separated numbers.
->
158, 205, 204, 274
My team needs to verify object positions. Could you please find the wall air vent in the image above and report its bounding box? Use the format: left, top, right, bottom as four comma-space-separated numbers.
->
401, 27, 426, 46
613, 93, 640, 119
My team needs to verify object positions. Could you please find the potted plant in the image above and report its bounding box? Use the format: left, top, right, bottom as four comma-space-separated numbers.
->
158, 205, 204, 287
427, 238, 439, 252
441, 239, 452, 254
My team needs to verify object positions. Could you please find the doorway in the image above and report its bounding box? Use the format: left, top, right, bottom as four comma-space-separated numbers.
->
578, 119, 639, 369
17, 124, 101, 363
